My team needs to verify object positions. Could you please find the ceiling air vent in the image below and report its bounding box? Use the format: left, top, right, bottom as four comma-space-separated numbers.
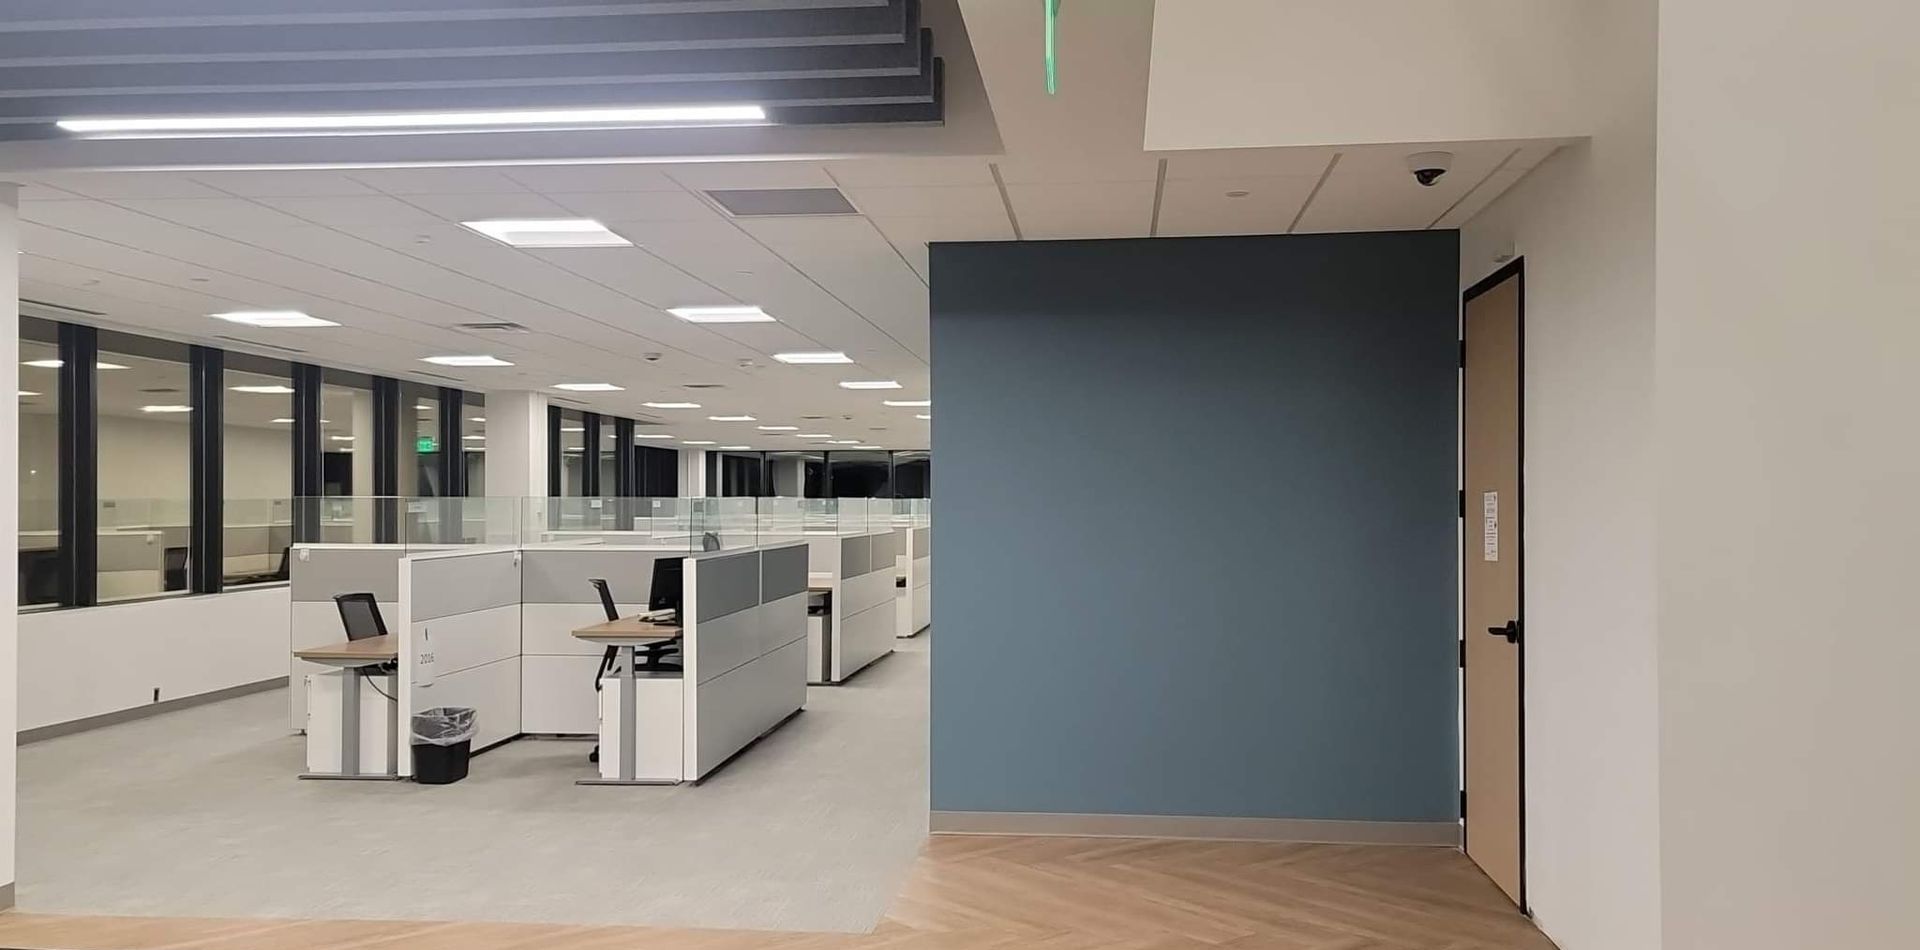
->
21, 298, 105, 318
454, 321, 531, 333
414, 371, 464, 383
214, 336, 307, 354
140, 387, 183, 394
682, 383, 725, 390
704, 188, 858, 217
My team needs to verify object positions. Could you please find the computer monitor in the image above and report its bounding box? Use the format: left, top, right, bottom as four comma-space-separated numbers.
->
649, 557, 684, 621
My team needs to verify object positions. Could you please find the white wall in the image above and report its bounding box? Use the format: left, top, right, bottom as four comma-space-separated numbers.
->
1654, 2, 1920, 947
39, 414, 291, 507
1146, 0, 1586, 150
18, 587, 289, 732
3, 184, 23, 901
1456, 0, 1660, 946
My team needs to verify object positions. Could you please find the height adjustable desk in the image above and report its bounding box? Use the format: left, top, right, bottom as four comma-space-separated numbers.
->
293, 635, 399, 781
571, 618, 681, 785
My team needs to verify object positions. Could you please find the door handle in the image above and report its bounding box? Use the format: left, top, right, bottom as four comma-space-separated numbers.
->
1486, 619, 1520, 644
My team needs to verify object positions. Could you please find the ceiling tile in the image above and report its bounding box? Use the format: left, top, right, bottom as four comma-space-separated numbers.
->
550, 190, 723, 222
35, 173, 228, 200
1155, 175, 1320, 237
1005, 181, 1154, 239
255, 195, 450, 231
1164, 147, 1336, 180
347, 168, 532, 195
994, 156, 1160, 185
662, 162, 836, 192
113, 198, 313, 233
401, 192, 576, 222
190, 171, 381, 198
842, 184, 1006, 218
500, 164, 687, 193
825, 157, 995, 188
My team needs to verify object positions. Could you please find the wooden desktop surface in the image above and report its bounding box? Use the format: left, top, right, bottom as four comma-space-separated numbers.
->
292, 635, 397, 663
572, 618, 683, 644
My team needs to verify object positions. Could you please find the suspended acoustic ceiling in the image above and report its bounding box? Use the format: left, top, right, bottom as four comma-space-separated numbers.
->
0, 0, 944, 143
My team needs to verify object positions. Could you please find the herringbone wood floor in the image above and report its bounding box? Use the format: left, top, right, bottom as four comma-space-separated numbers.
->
0, 837, 1556, 950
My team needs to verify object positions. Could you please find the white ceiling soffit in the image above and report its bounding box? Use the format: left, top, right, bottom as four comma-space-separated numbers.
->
1144, 0, 1591, 151
0, 0, 1007, 172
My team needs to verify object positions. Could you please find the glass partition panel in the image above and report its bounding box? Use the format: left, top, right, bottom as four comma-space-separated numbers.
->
19, 318, 61, 607
225, 497, 295, 586
758, 496, 804, 545
463, 395, 487, 496
404, 385, 442, 498
828, 450, 891, 498
403, 496, 519, 546
557, 410, 586, 496
688, 497, 758, 550
97, 332, 192, 602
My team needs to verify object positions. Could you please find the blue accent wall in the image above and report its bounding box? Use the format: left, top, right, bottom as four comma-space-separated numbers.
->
928, 232, 1460, 821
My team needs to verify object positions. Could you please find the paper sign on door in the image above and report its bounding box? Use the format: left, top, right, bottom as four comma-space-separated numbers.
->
1482, 491, 1500, 562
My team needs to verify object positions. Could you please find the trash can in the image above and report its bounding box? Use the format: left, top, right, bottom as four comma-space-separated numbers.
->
411, 706, 477, 785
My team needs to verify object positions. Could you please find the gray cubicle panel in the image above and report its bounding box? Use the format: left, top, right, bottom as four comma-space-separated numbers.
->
287, 545, 406, 731
396, 547, 523, 777
518, 546, 678, 735
682, 542, 809, 779
821, 531, 896, 682
897, 525, 932, 638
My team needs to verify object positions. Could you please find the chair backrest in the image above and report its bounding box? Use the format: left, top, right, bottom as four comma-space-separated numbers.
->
272, 545, 292, 580
162, 546, 190, 591
333, 592, 389, 641
588, 577, 619, 621
700, 531, 721, 552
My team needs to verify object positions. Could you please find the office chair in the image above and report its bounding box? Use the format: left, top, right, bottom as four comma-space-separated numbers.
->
700, 532, 721, 552
331, 592, 399, 677
19, 550, 61, 605
586, 578, 679, 765
162, 546, 190, 591
333, 592, 389, 641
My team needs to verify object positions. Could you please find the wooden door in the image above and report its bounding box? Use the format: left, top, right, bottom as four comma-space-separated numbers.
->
1462, 262, 1524, 907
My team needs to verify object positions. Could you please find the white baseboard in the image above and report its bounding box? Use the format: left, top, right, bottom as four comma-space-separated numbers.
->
929, 811, 1461, 847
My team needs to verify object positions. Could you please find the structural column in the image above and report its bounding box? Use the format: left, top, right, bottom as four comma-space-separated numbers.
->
0, 182, 20, 906
485, 391, 549, 534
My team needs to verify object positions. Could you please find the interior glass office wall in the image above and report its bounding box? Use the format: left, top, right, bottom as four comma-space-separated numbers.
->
557, 408, 586, 496
595, 416, 617, 493
318, 371, 372, 498
463, 395, 486, 496
95, 331, 193, 602
711, 451, 766, 497
18, 317, 62, 608
636, 442, 678, 496
403, 383, 441, 498
223, 353, 295, 587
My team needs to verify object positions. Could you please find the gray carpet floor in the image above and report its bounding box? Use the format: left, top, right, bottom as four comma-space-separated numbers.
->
17, 636, 930, 932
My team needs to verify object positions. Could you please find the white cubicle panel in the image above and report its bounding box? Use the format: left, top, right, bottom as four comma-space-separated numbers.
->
287, 544, 406, 730
96, 529, 169, 601
896, 525, 931, 638
396, 547, 523, 777
682, 543, 809, 780
518, 546, 679, 735
806, 530, 896, 683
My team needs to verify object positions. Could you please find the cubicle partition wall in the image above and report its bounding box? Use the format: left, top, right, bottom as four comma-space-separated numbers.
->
519, 546, 677, 735
396, 547, 524, 778
897, 524, 931, 638
684, 542, 809, 778
287, 544, 407, 730
808, 530, 897, 683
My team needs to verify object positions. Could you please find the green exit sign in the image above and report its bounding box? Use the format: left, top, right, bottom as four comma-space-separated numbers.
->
416, 436, 438, 453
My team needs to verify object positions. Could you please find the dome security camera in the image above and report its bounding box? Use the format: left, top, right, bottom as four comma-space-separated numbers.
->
1407, 151, 1454, 187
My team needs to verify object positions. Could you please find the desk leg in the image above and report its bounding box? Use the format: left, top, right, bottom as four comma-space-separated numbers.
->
340, 668, 361, 777
620, 644, 638, 782
300, 666, 401, 782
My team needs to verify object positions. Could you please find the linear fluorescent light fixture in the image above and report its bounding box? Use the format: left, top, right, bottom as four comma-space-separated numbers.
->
230, 384, 296, 394
708, 414, 756, 422
633, 433, 674, 440
553, 382, 624, 392
330, 435, 354, 441
23, 359, 128, 369
916, 414, 931, 420
462, 218, 630, 249
827, 439, 862, 445
643, 401, 701, 410
421, 355, 513, 367
560, 426, 586, 433
773, 351, 853, 365
795, 433, 833, 438
141, 405, 192, 413
211, 310, 338, 328
470, 416, 486, 423
850, 445, 882, 450
19, 390, 41, 397
683, 440, 717, 446
463, 435, 485, 441
718, 445, 752, 451
57, 104, 768, 136
271, 418, 295, 424
839, 380, 902, 390
883, 399, 931, 408
758, 425, 799, 431
668, 305, 776, 324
